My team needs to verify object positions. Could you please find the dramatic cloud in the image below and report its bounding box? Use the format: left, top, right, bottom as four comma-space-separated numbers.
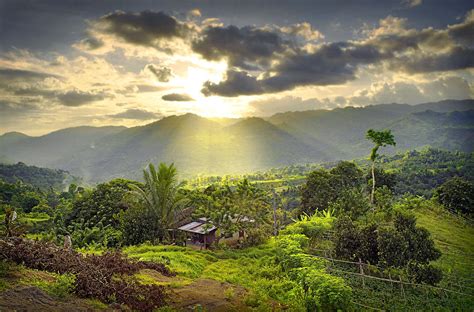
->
162, 93, 194, 101
201, 11, 474, 96
146, 64, 173, 82
202, 42, 389, 96
56, 90, 105, 106
202, 70, 262, 97
192, 25, 286, 70
93, 10, 193, 51
109, 108, 160, 120
390, 47, 474, 73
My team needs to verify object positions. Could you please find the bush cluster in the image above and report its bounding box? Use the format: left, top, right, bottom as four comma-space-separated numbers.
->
0, 238, 174, 311
274, 234, 352, 311
333, 213, 442, 285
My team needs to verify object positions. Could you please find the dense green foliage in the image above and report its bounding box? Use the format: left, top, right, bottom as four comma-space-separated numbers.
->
0, 162, 75, 190
435, 176, 474, 215
301, 161, 365, 214
333, 213, 442, 285
383, 148, 474, 197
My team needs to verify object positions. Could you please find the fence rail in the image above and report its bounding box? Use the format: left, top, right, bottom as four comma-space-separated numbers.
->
308, 252, 474, 297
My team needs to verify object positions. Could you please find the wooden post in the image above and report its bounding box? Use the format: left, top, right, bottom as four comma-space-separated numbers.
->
63, 235, 72, 250
324, 250, 330, 270
389, 272, 394, 289
358, 258, 365, 287
399, 275, 406, 301
272, 189, 278, 236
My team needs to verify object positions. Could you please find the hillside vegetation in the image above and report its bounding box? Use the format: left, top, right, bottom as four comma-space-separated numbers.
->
0, 141, 473, 311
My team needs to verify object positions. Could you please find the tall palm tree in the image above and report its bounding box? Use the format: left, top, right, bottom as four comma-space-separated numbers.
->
129, 162, 186, 241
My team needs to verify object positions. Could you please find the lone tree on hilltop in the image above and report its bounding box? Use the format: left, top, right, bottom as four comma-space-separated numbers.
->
366, 129, 396, 205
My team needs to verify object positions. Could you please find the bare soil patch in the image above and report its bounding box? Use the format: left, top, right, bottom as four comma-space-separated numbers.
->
170, 278, 250, 312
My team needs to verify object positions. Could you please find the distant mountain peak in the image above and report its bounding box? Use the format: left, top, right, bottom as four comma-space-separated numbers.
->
0, 131, 30, 138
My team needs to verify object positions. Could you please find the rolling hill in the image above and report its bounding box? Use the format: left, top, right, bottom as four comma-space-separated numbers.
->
0, 99, 473, 182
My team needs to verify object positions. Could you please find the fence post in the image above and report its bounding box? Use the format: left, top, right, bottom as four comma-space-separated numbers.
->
399, 275, 406, 301
358, 258, 365, 287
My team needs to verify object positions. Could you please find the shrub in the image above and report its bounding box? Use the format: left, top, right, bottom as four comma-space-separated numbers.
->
0, 238, 173, 311
377, 227, 409, 267
435, 176, 474, 215
333, 213, 442, 284
281, 214, 333, 249
393, 213, 441, 265
242, 225, 272, 247
333, 216, 361, 261
407, 261, 443, 285
358, 223, 379, 264
297, 268, 352, 311
328, 188, 370, 220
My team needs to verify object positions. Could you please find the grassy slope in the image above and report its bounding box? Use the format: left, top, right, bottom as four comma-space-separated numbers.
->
338, 205, 474, 311
413, 205, 474, 283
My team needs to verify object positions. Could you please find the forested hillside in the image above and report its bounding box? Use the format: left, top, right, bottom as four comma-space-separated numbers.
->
0, 162, 77, 190
0, 100, 472, 182
1, 144, 473, 311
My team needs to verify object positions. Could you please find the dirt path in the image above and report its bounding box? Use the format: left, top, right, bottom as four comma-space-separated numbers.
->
170, 278, 251, 312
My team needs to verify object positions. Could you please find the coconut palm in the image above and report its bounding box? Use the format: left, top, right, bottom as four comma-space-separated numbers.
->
129, 162, 186, 242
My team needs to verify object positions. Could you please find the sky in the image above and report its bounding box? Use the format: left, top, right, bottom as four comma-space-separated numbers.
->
0, 0, 473, 135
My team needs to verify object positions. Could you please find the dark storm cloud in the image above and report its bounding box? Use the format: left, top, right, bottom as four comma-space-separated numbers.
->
447, 15, 474, 46
96, 10, 192, 48
391, 46, 474, 73
265, 42, 387, 91
56, 90, 105, 106
109, 108, 160, 120
202, 70, 262, 97
202, 42, 390, 96
146, 64, 172, 82
192, 25, 286, 70
162, 93, 194, 101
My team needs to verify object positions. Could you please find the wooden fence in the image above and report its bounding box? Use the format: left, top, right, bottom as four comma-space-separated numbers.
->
307, 251, 474, 310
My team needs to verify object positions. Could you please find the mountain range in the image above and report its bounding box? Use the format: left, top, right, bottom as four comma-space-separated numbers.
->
1, 99, 473, 182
